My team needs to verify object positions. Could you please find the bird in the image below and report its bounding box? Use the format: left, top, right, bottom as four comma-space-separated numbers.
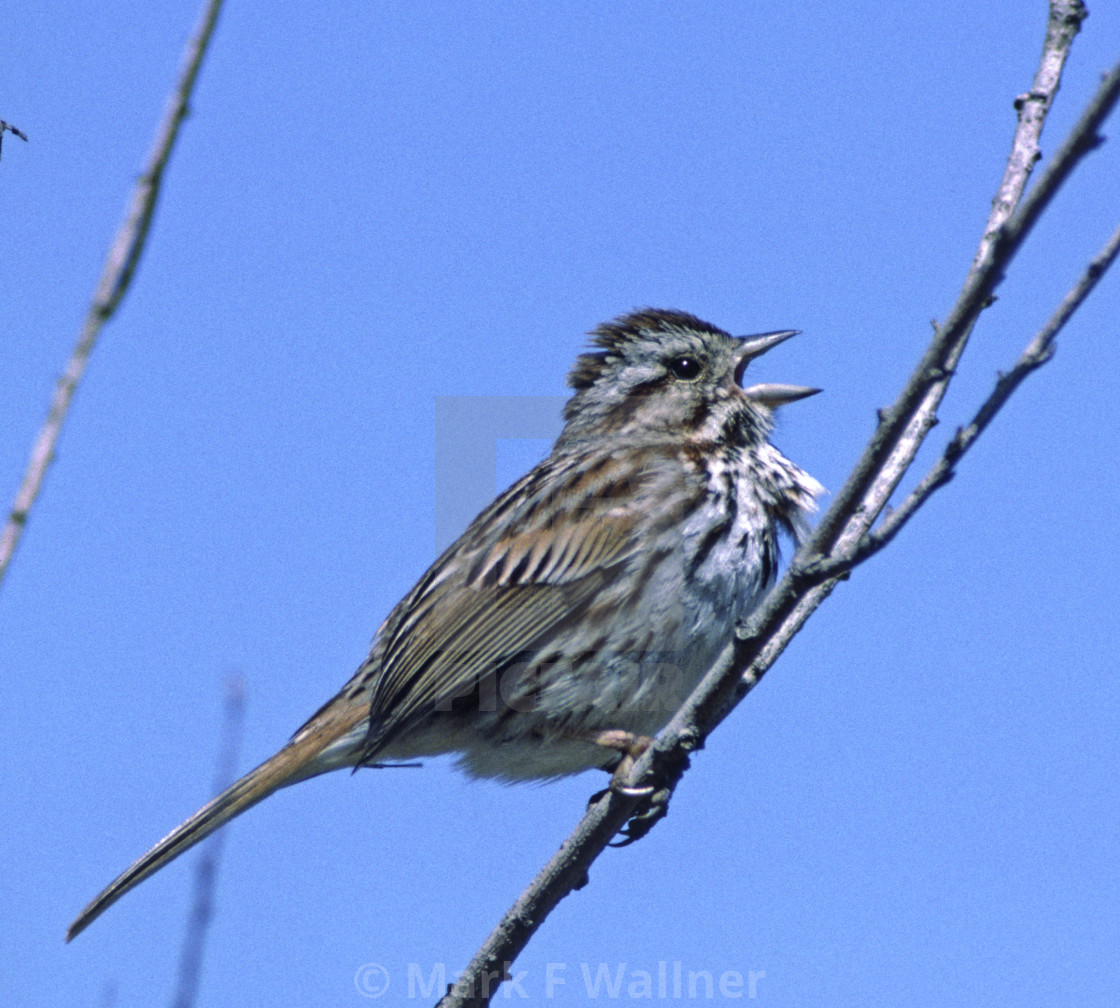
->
67, 308, 821, 940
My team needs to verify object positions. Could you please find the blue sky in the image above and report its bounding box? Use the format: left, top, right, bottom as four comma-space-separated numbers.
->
3, 3, 1119, 1005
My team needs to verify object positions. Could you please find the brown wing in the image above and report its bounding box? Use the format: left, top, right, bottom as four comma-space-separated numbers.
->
359, 448, 669, 758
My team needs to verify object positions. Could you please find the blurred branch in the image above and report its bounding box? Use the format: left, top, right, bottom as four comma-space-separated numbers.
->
170, 678, 246, 1008
437, 3, 1120, 1004
0, 119, 29, 159
0, 0, 225, 592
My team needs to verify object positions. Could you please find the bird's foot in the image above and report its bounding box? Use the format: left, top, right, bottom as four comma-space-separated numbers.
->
584, 730, 694, 846
609, 785, 674, 846
588, 729, 656, 796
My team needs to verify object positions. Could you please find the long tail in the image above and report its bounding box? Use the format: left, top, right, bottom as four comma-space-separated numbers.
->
67, 696, 366, 941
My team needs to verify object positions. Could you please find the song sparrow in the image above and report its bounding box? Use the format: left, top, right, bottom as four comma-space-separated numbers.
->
67, 308, 821, 940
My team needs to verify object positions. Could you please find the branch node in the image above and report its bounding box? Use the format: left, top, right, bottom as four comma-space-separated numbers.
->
1080, 132, 1106, 155
789, 557, 824, 586
1065, 0, 1089, 28
1013, 88, 1047, 111
733, 617, 760, 643
934, 456, 958, 485
664, 726, 702, 755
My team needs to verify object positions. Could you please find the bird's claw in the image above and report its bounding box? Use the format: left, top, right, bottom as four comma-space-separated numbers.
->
583, 731, 694, 846
609, 786, 673, 846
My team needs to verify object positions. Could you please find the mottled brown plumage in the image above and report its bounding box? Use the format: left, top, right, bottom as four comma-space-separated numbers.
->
68, 309, 821, 941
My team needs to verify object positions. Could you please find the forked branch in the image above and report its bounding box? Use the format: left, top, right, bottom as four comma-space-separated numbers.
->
437, 3, 1118, 1004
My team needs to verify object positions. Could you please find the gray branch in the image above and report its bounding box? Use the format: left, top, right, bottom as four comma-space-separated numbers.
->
435, 3, 1120, 1004
827, 216, 1120, 573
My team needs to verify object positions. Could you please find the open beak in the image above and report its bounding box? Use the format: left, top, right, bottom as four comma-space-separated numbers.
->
741, 382, 821, 407
733, 329, 820, 406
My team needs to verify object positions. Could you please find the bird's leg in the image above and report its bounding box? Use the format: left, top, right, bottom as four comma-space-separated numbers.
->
583, 729, 695, 846
588, 729, 656, 797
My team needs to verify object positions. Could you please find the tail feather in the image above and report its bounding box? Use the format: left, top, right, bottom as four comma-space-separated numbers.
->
67, 699, 366, 941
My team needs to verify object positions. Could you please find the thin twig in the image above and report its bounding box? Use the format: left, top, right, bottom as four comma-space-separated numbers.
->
807, 0, 1091, 564
0, 0, 225, 592
804, 61, 1120, 580
856, 217, 1120, 563
435, 5, 1117, 1003
691, 10, 1119, 785
170, 678, 246, 1008
982, 0, 1086, 264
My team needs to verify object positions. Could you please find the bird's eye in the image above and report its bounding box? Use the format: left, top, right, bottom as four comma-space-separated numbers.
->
668, 356, 702, 380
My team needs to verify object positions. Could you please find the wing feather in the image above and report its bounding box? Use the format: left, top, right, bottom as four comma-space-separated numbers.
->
360, 451, 668, 756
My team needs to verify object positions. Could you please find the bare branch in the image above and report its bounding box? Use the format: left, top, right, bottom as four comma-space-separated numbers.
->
435, 5, 1119, 1003
0, 0, 226, 592
984, 0, 1087, 260
809, 0, 1092, 564
857, 217, 1120, 562
806, 51, 1120, 577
